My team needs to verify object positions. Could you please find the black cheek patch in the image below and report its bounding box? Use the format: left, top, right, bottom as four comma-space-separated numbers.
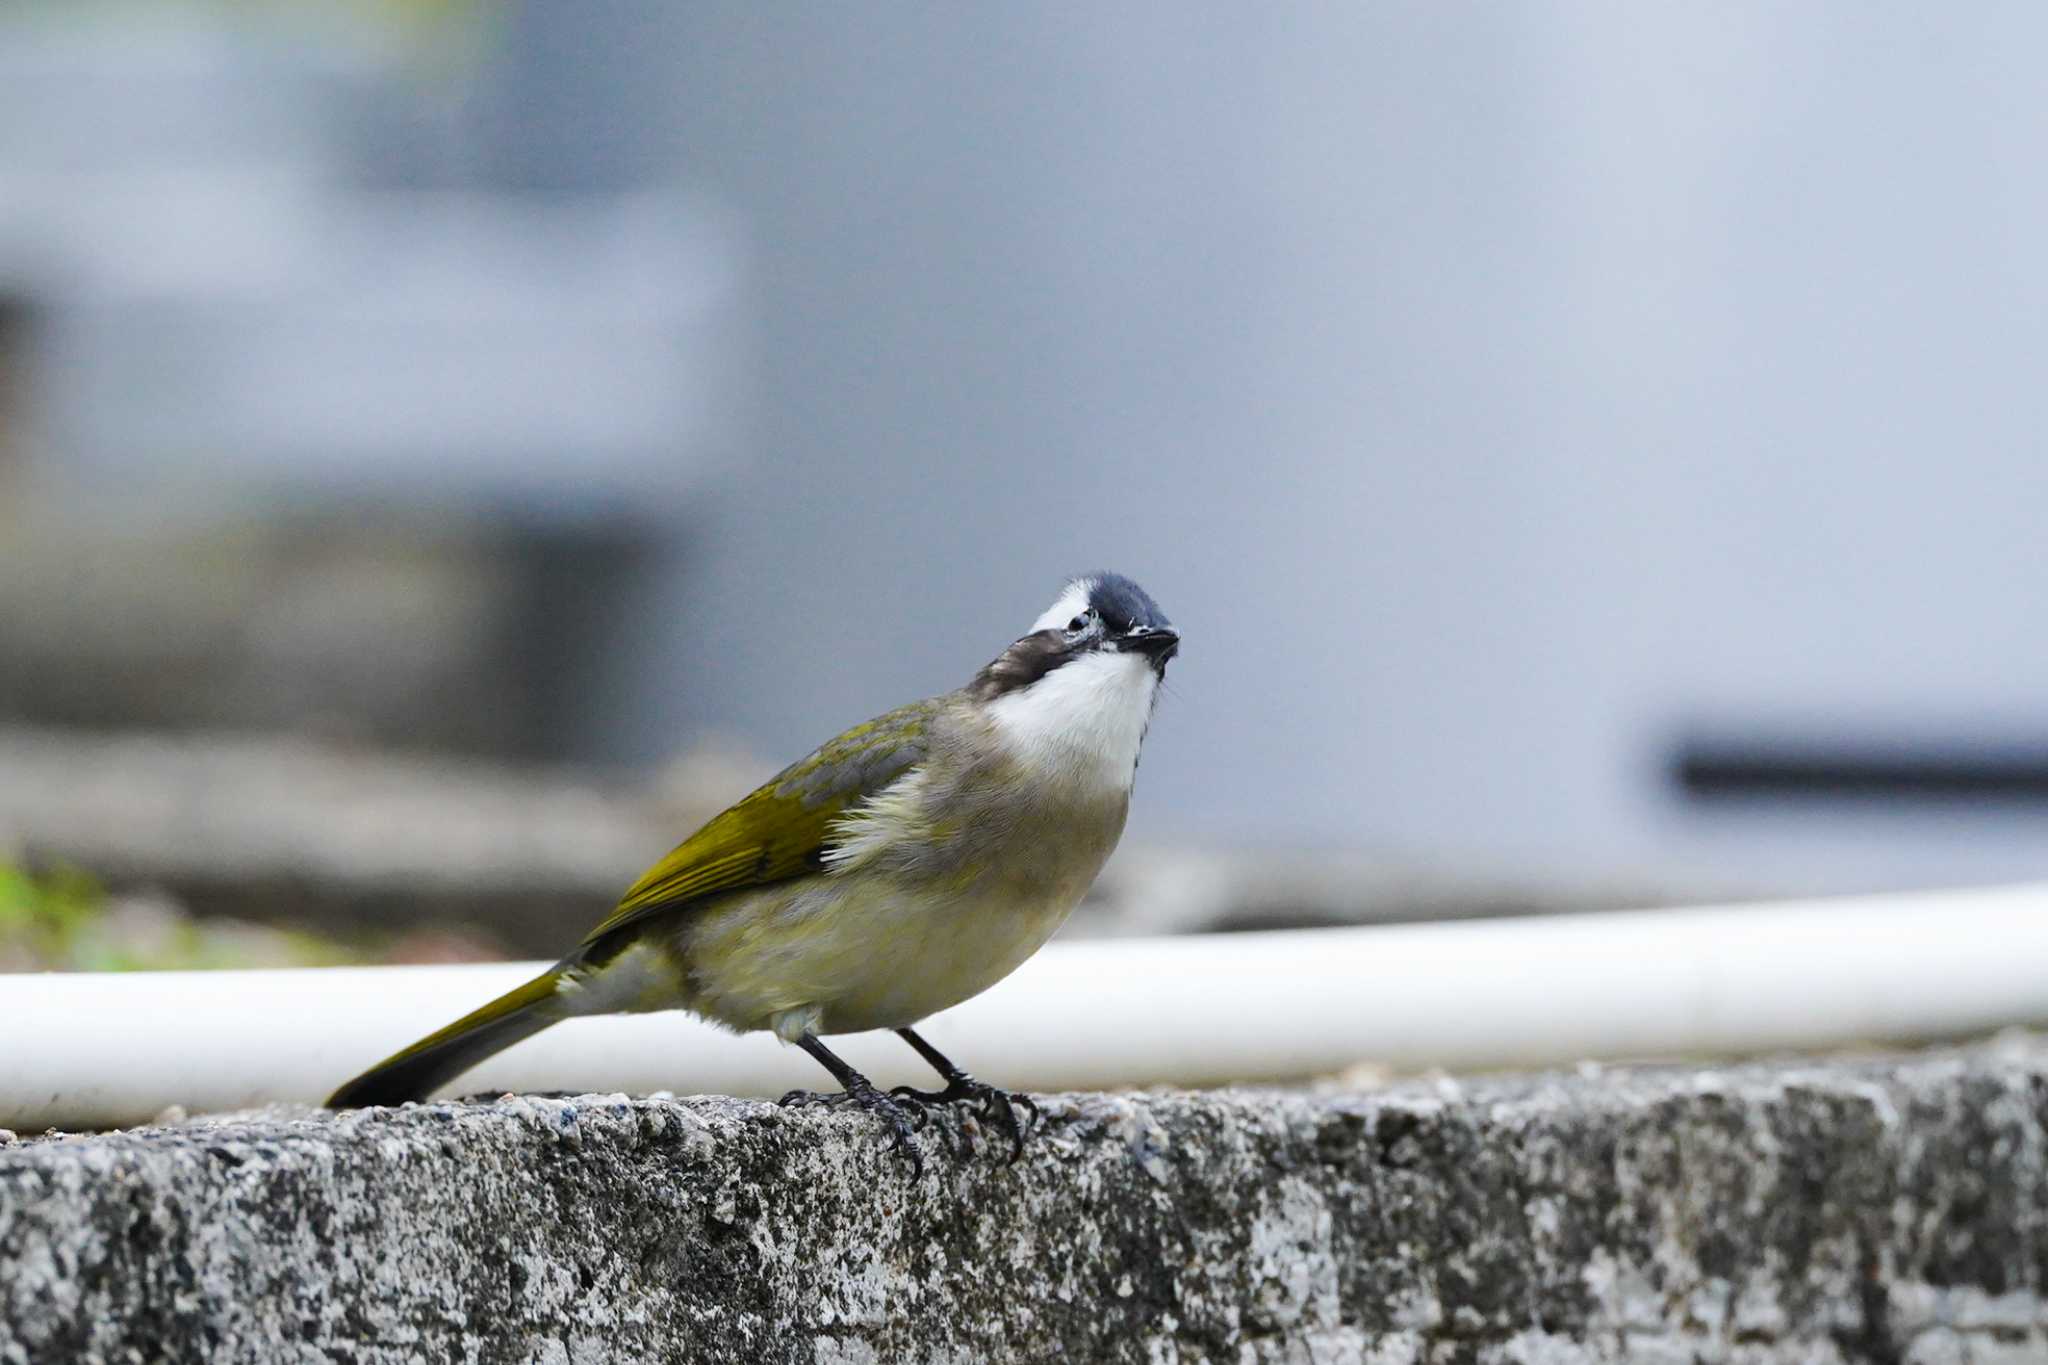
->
967, 632, 1072, 700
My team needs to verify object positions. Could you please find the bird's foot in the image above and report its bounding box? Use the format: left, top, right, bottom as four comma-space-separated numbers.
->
890, 1074, 1039, 1162
779, 1081, 924, 1174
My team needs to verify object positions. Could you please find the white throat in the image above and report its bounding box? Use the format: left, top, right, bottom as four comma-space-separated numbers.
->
986, 648, 1158, 795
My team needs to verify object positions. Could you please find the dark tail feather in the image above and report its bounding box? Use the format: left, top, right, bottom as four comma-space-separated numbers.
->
328, 967, 567, 1108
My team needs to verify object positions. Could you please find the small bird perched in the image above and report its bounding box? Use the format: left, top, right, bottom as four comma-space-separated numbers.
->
329, 572, 1179, 1162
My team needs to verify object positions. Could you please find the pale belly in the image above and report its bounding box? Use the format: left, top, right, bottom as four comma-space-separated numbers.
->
563, 869, 1086, 1039
693, 868, 1085, 1037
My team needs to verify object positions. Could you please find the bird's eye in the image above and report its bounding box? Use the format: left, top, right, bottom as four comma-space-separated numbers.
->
1066, 611, 1095, 633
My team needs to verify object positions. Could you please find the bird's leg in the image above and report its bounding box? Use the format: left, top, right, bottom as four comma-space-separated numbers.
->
779, 1033, 922, 1173
889, 1026, 1039, 1161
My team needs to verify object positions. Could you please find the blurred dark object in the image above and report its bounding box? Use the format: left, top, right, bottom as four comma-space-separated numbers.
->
0, 14, 740, 766
0, 515, 654, 759
0, 296, 31, 481
1679, 733, 2048, 802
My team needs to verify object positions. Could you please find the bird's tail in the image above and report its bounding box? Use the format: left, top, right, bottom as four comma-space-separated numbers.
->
327, 966, 568, 1108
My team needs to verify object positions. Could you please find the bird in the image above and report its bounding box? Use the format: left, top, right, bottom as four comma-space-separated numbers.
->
328, 572, 1179, 1163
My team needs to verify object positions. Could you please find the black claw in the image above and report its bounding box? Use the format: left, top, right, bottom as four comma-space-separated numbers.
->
859, 1089, 924, 1175
886, 1087, 936, 1130
891, 1075, 1038, 1162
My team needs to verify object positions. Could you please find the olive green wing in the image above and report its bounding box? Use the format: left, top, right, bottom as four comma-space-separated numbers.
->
577, 698, 939, 947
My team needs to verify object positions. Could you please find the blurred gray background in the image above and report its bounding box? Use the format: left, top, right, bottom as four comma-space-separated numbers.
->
7, 1, 2048, 925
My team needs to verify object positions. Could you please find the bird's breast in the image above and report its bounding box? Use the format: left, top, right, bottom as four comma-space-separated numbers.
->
677, 778, 1129, 1036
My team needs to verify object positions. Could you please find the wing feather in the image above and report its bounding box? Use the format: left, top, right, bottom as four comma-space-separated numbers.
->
577, 699, 938, 946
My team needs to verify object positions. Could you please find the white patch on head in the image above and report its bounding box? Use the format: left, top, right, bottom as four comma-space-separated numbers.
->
1029, 578, 1096, 635
986, 646, 1158, 795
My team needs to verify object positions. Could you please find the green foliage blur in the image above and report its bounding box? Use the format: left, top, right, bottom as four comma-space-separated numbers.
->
0, 862, 100, 967
0, 862, 360, 972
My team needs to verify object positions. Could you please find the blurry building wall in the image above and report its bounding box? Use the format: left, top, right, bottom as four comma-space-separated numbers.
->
0, 12, 740, 757
9, 4, 2048, 894
550, 4, 2048, 891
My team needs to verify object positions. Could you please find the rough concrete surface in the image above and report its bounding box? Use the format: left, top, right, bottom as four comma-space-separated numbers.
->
5, 1037, 2048, 1364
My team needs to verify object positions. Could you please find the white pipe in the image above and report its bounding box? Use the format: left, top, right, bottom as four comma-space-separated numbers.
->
9, 882, 2048, 1132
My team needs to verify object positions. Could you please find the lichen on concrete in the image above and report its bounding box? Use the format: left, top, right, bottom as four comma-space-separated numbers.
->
5, 1036, 2048, 1362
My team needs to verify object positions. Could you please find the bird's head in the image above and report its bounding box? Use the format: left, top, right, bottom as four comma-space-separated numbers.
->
969, 573, 1178, 790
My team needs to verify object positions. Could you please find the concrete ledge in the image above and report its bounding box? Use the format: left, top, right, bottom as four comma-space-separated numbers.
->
5, 1038, 2048, 1363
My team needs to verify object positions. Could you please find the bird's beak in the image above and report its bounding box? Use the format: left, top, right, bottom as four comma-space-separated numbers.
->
1120, 625, 1180, 666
